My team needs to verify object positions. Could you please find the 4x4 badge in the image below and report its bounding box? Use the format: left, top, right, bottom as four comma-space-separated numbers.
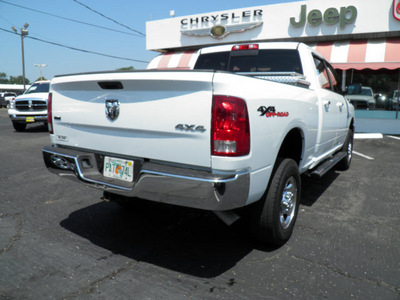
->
105, 99, 120, 121
258, 106, 289, 118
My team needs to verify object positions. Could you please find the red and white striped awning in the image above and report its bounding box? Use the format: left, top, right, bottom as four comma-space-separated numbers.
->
148, 38, 400, 71
146, 50, 199, 70
310, 38, 400, 70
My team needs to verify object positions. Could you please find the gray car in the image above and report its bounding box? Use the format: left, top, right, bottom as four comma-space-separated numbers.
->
0, 92, 17, 108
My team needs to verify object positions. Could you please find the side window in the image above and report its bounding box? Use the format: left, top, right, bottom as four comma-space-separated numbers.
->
326, 63, 342, 94
194, 52, 229, 71
313, 56, 331, 90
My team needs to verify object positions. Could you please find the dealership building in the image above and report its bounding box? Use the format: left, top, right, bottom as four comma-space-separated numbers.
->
146, 0, 400, 134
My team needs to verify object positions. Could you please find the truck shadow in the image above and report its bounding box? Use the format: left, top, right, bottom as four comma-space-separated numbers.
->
301, 171, 340, 207
60, 171, 338, 278
60, 200, 264, 278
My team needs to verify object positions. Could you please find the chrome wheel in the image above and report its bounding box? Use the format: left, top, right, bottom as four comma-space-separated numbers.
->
337, 129, 354, 171
280, 176, 297, 229
247, 158, 300, 246
346, 137, 353, 162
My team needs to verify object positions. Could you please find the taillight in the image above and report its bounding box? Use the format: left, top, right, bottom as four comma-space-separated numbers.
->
47, 93, 53, 134
212, 95, 250, 156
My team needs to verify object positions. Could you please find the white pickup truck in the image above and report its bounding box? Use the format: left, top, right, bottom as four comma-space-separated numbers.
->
42, 42, 354, 246
8, 81, 50, 131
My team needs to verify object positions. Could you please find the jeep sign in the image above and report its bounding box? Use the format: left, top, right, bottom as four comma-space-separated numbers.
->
290, 5, 357, 28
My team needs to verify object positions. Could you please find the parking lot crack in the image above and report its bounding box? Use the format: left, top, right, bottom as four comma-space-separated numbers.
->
1, 214, 23, 255
0, 176, 12, 183
290, 254, 400, 294
61, 260, 139, 299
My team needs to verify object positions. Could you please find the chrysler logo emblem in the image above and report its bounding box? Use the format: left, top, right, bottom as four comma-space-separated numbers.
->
105, 99, 120, 121
181, 21, 263, 39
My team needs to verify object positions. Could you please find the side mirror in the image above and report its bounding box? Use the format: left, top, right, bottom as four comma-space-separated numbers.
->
346, 83, 362, 95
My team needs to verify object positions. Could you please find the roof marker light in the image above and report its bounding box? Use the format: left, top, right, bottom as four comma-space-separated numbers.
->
232, 44, 259, 51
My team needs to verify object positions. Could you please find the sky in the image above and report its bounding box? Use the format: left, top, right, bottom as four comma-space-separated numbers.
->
0, 0, 301, 83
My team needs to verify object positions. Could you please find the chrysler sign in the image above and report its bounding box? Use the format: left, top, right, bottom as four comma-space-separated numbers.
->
181, 9, 263, 39
180, 9, 263, 26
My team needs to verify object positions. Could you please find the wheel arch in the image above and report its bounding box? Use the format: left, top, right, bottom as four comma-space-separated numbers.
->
349, 117, 355, 132
276, 127, 304, 167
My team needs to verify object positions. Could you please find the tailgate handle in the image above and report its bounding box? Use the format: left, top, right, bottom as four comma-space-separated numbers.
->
98, 81, 123, 90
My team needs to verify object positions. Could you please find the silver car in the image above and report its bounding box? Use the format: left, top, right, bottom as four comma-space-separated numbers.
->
346, 86, 375, 110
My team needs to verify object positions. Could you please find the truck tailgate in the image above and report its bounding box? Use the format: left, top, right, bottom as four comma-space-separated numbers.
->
50, 71, 214, 168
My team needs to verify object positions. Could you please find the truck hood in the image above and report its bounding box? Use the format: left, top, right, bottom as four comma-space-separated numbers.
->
15, 92, 49, 101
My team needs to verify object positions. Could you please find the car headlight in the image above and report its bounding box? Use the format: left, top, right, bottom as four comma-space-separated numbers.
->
9, 100, 15, 109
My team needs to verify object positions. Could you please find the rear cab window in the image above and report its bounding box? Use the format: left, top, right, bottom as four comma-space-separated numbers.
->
194, 49, 303, 74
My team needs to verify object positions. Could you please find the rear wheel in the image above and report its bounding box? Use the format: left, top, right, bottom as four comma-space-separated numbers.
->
336, 129, 353, 171
247, 158, 301, 246
12, 122, 26, 132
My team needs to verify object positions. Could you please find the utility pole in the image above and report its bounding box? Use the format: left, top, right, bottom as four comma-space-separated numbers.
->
35, 64, 47, 81
11, 23, 29, 90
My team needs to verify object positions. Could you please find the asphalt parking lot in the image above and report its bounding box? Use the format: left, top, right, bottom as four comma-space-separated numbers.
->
0, 108, 399, 299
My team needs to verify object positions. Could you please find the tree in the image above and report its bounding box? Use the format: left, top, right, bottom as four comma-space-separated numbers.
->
0, 72, 8, 84
116, 66, 135, 71
9, 76, 30, 85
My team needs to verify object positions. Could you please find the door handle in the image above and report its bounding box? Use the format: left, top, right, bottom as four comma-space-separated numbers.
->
336, 102, 344, 107
322, 100, 331, 106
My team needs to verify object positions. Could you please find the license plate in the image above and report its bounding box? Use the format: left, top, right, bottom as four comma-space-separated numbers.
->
103, 156, 134, 182
26, 117, 35, 123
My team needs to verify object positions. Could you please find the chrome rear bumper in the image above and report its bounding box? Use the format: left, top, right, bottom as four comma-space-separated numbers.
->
42, 145, 250, 211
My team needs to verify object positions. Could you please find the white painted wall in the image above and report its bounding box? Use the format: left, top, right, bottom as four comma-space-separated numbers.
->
146, 0, 400, 51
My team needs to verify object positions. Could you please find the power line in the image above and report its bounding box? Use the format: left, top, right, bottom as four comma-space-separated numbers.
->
0, 14, 14, 26
0, 27, 149, 63
72, 0, 145, 37
0, 0, 144, 37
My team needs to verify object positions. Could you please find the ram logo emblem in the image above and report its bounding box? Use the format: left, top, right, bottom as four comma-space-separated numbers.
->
105, 99, 120, 121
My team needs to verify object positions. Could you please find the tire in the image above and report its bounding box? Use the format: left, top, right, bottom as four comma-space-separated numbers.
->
336, 129, 354, 171
247, 158, 301, 246
12, 122, 27, 132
